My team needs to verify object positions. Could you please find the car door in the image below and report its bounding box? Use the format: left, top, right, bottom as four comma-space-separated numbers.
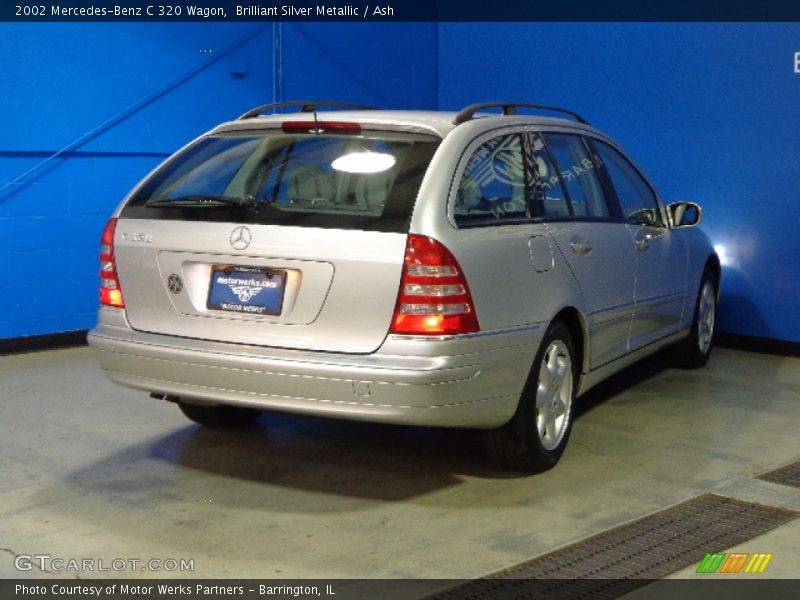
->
588, 138, 689, 350
536, 132, 638, 369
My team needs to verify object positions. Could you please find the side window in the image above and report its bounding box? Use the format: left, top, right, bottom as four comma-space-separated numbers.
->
455, 133, 527, 224
591, 140, 662, 226
529, 133, 570, 219
542, 133, 610, 219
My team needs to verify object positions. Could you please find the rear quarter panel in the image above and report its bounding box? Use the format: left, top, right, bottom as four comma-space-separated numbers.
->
409, 122, 588, 336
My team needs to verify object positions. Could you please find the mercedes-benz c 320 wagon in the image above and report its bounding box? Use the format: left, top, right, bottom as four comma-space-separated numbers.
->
89, 101, 719, 472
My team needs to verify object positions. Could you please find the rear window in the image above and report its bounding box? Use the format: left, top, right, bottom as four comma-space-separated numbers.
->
120, 131, 440, 232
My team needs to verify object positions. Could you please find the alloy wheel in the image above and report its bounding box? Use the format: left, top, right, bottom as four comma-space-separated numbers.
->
535, 340, 573, 451
698, 281, 716, 354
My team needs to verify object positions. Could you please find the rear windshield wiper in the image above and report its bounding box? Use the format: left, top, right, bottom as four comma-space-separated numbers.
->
144, 195, 257, 209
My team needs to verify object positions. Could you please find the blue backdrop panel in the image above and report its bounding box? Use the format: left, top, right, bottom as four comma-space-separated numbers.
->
0, 22, 437, 339
2, 22, 797, 344
0, 23, 274, 338
280, 22, 438, 107
439, 23, 800, 342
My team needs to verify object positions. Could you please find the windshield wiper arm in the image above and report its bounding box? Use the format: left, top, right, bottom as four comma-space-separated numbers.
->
145, 195, 257, 209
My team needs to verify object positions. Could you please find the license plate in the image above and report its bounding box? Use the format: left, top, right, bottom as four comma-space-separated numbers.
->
207, 266, 286, 315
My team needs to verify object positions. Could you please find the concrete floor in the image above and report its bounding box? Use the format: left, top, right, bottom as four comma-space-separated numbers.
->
1, 345, 798, 585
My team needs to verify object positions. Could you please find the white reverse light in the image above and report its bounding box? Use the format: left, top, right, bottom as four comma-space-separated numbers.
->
331, 151, 396, 174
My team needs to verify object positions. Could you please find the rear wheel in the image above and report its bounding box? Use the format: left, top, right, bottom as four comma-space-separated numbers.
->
485, 321, 577, 473
178, 401, 261, 429
674, 270, 717, 368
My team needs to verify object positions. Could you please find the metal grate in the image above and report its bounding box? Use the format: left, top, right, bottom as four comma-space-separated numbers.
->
430, 494, 797, 600
757, 461, 800, 489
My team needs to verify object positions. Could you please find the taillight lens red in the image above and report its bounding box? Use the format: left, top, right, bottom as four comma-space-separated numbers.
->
99, 218, 124, 308
389, 235, 479, 335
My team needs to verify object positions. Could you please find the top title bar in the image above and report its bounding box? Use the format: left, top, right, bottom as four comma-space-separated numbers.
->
4, 0, 800, 22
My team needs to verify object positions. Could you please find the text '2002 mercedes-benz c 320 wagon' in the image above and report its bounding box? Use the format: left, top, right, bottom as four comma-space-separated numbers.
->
89, 101, 719, 472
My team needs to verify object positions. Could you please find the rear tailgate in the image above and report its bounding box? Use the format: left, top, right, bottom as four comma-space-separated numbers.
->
110, 124, 441, 354
114, 219, 407, 353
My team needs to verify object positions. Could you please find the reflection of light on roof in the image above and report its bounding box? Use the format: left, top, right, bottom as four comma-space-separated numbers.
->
332, 151, 395, 174
714, 244, 731, 267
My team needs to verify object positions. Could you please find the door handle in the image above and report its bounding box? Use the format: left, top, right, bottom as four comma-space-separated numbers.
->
635, 229, 662, 251
570, 239, 592, 255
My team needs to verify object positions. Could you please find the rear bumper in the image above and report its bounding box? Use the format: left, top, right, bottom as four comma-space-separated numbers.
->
88, 309, 541, 428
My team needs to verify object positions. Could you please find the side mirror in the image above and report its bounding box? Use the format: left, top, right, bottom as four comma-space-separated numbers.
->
668, 201, 703, 227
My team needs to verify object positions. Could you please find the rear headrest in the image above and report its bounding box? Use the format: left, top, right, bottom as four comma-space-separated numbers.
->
355, 172, 395, 210
287, 166, 335, 203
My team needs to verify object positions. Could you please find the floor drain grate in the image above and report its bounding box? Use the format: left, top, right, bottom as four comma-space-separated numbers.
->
430, 494, 797, 600
757, 461, 800, 489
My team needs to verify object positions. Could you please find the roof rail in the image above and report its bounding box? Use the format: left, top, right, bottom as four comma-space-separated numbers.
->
238, 101, 379, 120
453, 102, 588, 126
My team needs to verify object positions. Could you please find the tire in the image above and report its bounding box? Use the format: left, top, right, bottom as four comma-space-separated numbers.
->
178, 401, 261, 429
674, 270, 717, 369
485, 321, 577, 473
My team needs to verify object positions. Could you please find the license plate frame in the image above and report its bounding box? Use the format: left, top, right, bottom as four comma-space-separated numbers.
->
206, 265, 287, 316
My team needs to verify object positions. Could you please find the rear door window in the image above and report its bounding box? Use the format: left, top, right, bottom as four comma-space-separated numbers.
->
121, 132, 440, 233
529, 133, 571, 219
542, 133, 611, 219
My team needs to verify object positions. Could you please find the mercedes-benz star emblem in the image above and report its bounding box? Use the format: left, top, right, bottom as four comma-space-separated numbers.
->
230, 225, 252, 250
167, 274, 183, 294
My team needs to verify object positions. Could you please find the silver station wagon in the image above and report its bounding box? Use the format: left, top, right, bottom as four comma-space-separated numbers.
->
89, 101, 719, 472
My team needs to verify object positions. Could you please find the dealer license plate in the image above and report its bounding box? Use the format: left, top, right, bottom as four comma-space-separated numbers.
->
207, 266, 286, 315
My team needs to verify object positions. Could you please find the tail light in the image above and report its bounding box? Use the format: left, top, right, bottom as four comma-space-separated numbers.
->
281, 121, 362, 134
390, 234, 479, 335
99, 218, 124, 308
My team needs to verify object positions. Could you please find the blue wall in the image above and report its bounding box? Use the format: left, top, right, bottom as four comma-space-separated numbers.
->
280, 23, 438, 107
440, 23, 800, 343
0, 23, 273, 338
3, 22, 798, 343
0, 22, 436, 339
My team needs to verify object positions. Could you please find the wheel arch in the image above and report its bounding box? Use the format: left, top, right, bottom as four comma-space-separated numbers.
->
705, 253, 721, 297
551, 306, 589, 379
